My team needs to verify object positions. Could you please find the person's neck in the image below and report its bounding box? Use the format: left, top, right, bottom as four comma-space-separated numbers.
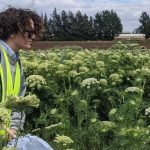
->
6, 40, 19, 53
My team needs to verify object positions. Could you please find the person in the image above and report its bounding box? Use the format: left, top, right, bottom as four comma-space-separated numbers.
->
0, 7, 43, 140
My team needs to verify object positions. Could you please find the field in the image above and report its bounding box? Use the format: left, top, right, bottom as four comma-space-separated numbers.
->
32, 39, 150, 50
1, 42, 150, 150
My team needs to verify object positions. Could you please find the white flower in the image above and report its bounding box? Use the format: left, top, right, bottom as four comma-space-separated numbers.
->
125, 87, 143, 94
68, 70, 78, 77
146, 130, 149, 135
54, 135, 74, 145
81, 78, 99, 88
145, 107, 150, 117
96, 61, 105, 67
109, 73, 121, 82
26, 75, 46, 89
99, 79, 107, 86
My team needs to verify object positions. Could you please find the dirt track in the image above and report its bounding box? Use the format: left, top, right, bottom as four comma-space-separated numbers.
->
32, 39, 150, 50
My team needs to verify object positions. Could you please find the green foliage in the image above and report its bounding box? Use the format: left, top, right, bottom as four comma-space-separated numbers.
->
53, 134, 74, 149
137, 11, 150, 39
2, 45, 150, 149
113, 41, 141, 50
0, 90, 40, 149
20, 47, 150, 149
0, 107, 10, 125
94, 10, 123, 40
3, 94, 40, 110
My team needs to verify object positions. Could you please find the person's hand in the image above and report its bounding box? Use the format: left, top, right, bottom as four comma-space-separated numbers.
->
7, 128, 17, 141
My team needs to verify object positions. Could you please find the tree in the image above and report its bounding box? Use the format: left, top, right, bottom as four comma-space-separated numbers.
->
94, 12, 103, 40
49, 8, 63, 40
71, 11, 95, 40
75, 11, 84, 40
60, 10, 71, 40
40, 13, 50, 40
94, 10, 123, 40
132, 28, 141, 34
43, 8, 123, 41
68, 11, 78, 40
137, 12, 150, 39
80, 14, 95, 40
88, 17, 96, 40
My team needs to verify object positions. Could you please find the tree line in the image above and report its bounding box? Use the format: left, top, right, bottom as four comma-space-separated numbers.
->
41, 8, 122, 41
40, 8, 150, 41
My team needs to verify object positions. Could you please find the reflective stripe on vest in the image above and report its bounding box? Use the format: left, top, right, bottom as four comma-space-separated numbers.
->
0, 45, 21, 135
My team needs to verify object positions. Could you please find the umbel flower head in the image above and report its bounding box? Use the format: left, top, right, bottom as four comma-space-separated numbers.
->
54, 134, 74, 146
141, 67, 150, 76
145, 107, 150, 117
96, 61, 105, 68
26, 75, 47, 90
4, 94, 40, 110
99, 79, 108, 86
81, 78, 99, 89
68, 70, 78, 77
109, 73, 121, 82
125, 87, 143, 94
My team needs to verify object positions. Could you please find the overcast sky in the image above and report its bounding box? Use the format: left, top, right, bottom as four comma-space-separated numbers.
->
0, 0, 149, 32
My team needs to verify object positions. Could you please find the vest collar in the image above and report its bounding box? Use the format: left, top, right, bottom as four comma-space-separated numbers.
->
0, 40, 19, 61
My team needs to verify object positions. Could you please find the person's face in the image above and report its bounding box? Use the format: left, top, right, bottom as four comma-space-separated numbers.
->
13, 19, 36, 50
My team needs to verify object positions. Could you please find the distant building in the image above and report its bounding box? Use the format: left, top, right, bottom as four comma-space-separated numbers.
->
115, 34, 145, 40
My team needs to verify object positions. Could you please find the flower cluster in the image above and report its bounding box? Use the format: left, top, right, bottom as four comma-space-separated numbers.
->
26, 75, 47, 90
118, 127, 149, 139
99, 79, 108, 86
109, 53, 121, 64
125, 87, 143, 94
141, 67, 150, 76
22, 60, 39, 76
145, 107, 150, 117
4, 94, 40, 110
55, 64, 67, 76
79, 66, 89, 73
96, 61, 105, 68
91, 52, 98, 59
58, 64, 66, 71
81, 78, 99, 89
126, 52, 133, 60
54, 134, 74, 146
37, 61, 50, 73
64, 60, 74, 68
109, 73, 121, 82
99, 121, 116, 132
68, 70, 78, 77
47, 52, 59, 61
77, 51, 86, 58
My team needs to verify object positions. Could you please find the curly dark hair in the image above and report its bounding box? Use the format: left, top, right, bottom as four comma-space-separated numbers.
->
0, 7, 43, 41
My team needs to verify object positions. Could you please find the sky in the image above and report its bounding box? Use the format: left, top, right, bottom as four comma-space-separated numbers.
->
0, 0, 149, 32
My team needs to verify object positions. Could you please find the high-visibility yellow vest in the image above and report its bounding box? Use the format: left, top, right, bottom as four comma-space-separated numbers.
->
0, 45, 21, 135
